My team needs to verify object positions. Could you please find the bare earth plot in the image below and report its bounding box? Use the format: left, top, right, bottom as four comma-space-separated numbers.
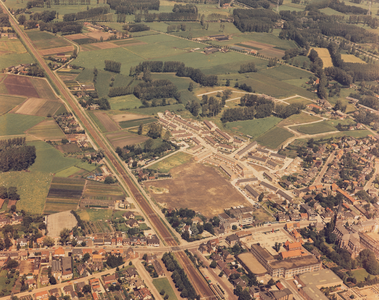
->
64, 33, 88, 41
30, 77, 57, 100
86, 31, 115, 41
240, 41, 285, 58
145, 162, 249, 218
93, 111, 119, 132
91, 42, 119, 49
111, 113, 150, 123
15, 98, 62, 117
39, 46, 74, 56
312, 47, 333, 68
106, 131, 148, 148
46, 210, 78, 237
4, 75, 39, 98
341, 54, 366, 64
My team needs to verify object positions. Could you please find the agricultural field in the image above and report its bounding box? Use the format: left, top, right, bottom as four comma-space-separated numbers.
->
277, 112, 322, 127
145, 162, 249, 218
0, 37, 27, 55
312, 48, 333, 68
26, 30, 72, 50
341, 54, 366, 64
106, 131, 149, 148
27, 119, 65, 140
256, 127, 294, 149
119, 118, 156, 129
77, 209, 113, 222
30, 77, 58, 100
16, 98, 62, 117
0, 171, 53, 214
44, 177, 86, 214
293, 121, 339, 135
153, 278, 178, 300
283, 97, 314, 106
149, 152, 193, 173
82, 181, 125, 201
28, 141, 81, 173
0, 95, 26, 115
0, 113, 45, 135
55, 166, 81, 178
93, 111, 119, 132
225, 117, 281, 139
3, 75, 40, 98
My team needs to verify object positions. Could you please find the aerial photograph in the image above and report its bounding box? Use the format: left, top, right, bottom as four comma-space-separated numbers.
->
1, 0, 379, 299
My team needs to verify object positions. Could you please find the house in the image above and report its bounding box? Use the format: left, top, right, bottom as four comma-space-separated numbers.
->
126, 219, 139, 228
125, 267, 138, 279
49, 288, 60, 297
92, 254, 105, 263
61, 257, 73, 280
40, 275, 49, 286
225, 234, 239, 246
153, 260, 165, 277
16, 238, 28, 247
136, 287, 152, 300
63, 285, 75, 296
25, 278, 36, 289
123, 211, 135, 220
77, 264, 86, 276
147, 235, 160, 247
35, 290, 49, 300
76, 281, 86, 293
103, 274, 117, 285
53, 247, 65, 257
131, 278, 145, 290
72, 248, 83, 259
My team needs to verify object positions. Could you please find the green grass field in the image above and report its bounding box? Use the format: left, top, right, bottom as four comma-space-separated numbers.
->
351, 269, 371, 283
153, 278, 178, 300
0, 113, 45, 135
293, 121, 337, 134
88, 111, 108, 133
0, 270, 17, 296
0, 95, 26, 115
284, 97, 313, 106
75, 161, 98, 172
278, 112, 321, 126
149, 152, 193, 173
77, 209, 113, 222
26, 30, 71, 49
28, 141, 81, 174
256, 127, 294, 149
119, 118, 156, 129
27, 119, 66, 140
55, 166, 81, 177
109, 94, 142, 110
0, 171, 53, 214
129, 104, 185, 116
225, 117, 281, 139
0, 52, 34, 71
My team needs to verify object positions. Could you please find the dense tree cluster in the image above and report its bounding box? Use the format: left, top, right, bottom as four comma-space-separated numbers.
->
329, 0, 367, 14
162, 252, 198, 299
26, 0, 44, 9
134, 61, 185, 74
233, 9, 279, 33
275, 103, 304, 118
177, 66, 217, 86
238, 62, 257, 73
0, 138, 36, 172
38, 21, 83, 34
237, 0, 271, 9
29, 10, 56, 22
106, 254, 123, 268
63, 6, 109, 21
122, 24, 150, 32
221, 95, 274, 122
0, 186, 20, 201
134, 80, 180, 101
104, 60, 121, 73
108, 86, 133, 97
108, 0, 159, 14
200, 95, 223, 117
0, 14, 10, 27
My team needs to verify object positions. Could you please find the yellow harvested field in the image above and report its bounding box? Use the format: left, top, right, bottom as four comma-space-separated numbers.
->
0, 38, 27, 55
341, 54, 366, 64
312, 47, 333, 68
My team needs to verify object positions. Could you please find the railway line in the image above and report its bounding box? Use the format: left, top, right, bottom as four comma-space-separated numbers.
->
0, 3, 216, 299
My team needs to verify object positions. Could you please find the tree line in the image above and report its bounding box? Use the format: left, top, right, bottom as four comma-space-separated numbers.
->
108, 0, 159, 14
0, 186, 20, 201
0, 138, 36, 172
233, 9, 279, 33
63, 6, 109, 21
28, 10, 56, 22
122, 24, 150, 32
162, 252, 198, 299
108, 86, 133, 97
239, 62, 257, 73
134, 80, 180, 101
104, 60, 121, 73
237, 0, 271, 9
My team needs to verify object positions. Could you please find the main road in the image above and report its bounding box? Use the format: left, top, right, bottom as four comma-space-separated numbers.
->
0, 4, 216, 299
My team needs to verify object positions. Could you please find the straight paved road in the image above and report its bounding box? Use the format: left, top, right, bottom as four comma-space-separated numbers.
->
0, 3, 215, 299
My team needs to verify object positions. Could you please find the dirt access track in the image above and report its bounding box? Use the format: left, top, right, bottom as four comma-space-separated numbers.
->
145, 162, 249, 218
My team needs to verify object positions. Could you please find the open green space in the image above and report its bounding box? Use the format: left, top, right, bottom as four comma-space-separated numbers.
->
55, 166, 81, 177
28, 141, 80, 174
0, 171, 53, 214
256, 127, 294, 149
0, 52, 34, 71
278, 112, 322, 126
75, 161, 98, 172
284, 97, 313, 106
153, 278, 178, 300
27, 120, 66, 140
119, 118, 156, 129
0, 114, 45, 135
0, 95, 26, 115
225, 117, 281, 139
87, 111, 108, 133
314, 130, 372, 141
129, 104, 185, 116
351, 269, 371, 283
149, 152, 193, 173
77, 209, 113, 222
0, 270, 17, 296
26, 30, 71, 49
109, 94, 142, 110
293, 121, 337, 135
